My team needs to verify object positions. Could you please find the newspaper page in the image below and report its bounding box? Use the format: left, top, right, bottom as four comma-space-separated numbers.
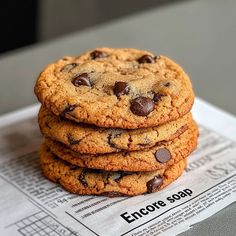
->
0, 97, 236, 236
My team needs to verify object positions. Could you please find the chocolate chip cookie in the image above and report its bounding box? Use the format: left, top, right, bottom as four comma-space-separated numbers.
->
40, 144, 187, 196
35, 48, 194, 129
39, 106, 192, 154
45, 119, 198, 171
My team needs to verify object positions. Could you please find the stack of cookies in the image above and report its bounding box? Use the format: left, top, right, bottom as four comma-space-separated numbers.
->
34, 48, 198, 197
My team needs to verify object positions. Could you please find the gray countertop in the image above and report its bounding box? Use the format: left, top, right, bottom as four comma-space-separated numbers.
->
0, 0, 235, 235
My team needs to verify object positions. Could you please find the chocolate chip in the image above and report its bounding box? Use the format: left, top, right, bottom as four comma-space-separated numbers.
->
130, 97, 155, 116
60, 63, 77, 72
137, 55, 156, 64
164, 82, 171, 87
61, 104, 77, 116
90, 50, 107, 59
52, 155, 59, 161
67, 134, 81, 145
72, 73, 91, 87
146, 176, 163, 193
107, 133, 116, 149
153, 92, 164, 103
155, 148, 171, 163
69, 164, 79, 170
113, 81, 129, 97
101, 191, 126, 197
122, 151, 129, 157
78, 171, 88, 187
107, 132, 122, 149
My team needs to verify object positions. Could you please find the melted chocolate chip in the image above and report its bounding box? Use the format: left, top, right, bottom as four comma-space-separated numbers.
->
137, 55, 156, 64
153, 92, 164, 103
111, 172, 122, 182
146, 176, 163, 193
61, 104, 77, 116
164, 82, 171, 87
78, 171, 88, 187
69, 164, 79, 170
107, 133, 116, 149
101, 191, 126, 197
107, 132, 122, 149
60, 63, 77, 72
130, 97, 155, 116
90, 50, 107, 59
122, 151, 129, 157
113, 81, 129, 97
112, 171, 133, 183
67, 134, 81, 145
155, 148, 171, 163
52, 155, 59, 161
72, 73, 91, 87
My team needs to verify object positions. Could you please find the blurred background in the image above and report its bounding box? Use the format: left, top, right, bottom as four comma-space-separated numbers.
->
0, 0, 177, 54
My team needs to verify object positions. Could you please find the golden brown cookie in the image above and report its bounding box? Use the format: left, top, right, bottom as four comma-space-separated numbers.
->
40, 144, 187, 196
35, 48, 194, 129
39, 106, 192, 154
45, 119, 198, 171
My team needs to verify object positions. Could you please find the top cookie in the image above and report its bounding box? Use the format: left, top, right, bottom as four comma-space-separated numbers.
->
35, 48, 194, 129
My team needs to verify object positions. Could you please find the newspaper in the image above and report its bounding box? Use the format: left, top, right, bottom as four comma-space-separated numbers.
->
0, 97, 236, 236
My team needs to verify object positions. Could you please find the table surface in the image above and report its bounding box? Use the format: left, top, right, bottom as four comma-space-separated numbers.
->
0, 0, 235, 235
